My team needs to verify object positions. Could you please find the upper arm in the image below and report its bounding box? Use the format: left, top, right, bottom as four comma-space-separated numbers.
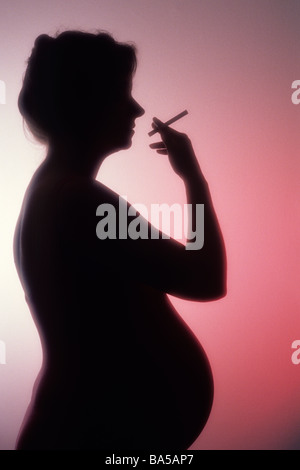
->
61, 181, 225, 301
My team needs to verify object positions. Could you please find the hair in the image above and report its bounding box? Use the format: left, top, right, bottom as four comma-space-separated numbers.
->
18, 30, 137, 143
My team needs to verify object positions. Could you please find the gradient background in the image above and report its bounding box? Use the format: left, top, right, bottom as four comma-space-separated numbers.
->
0, 0, 299, 450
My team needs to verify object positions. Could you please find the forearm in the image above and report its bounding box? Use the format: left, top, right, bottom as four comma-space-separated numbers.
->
149, 117, 226, 298
183, 164, 226, 295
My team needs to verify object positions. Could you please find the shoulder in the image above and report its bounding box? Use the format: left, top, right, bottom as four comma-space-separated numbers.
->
58, 177, 120, 207
55, 178, 126, 244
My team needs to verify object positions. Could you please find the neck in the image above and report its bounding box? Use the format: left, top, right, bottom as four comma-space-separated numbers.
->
45, 138, 111, 179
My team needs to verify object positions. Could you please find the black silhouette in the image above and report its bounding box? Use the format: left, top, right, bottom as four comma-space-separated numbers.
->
14, 31, 226, 450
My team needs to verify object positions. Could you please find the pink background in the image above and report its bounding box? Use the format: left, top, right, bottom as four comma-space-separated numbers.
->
0, 0, 299, 449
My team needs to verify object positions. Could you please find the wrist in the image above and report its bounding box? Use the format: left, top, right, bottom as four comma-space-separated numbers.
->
182, 162, 206, 186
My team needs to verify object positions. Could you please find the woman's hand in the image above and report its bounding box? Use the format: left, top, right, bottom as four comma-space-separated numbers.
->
149, 117, 200, 180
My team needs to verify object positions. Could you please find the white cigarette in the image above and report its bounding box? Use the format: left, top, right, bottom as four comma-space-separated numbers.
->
148, 110, 188, 136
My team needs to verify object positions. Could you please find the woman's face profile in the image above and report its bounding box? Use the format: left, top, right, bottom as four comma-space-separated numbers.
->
98, 78, 145, 153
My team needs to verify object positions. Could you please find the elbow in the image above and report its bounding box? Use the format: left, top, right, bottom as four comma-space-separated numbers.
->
218, 282, 227, 299
213, 265, 227, 299
175, 250, 227, 302
206, 251, 227, 300
202, 277, 227, 301
195, 265, 227, 302
209, 262, 227, 300
209, 283, 227, 301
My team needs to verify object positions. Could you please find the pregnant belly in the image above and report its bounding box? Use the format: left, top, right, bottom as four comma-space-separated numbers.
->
126, 336, 213, 450
19, 286, 213, 450
117, 286, 214, 449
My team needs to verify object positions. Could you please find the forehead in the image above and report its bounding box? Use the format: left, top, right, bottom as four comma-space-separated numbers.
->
118, 76, 133, 96
124, 75, 133, 90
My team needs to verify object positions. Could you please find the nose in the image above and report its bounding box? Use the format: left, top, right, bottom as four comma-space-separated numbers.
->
132, 98, 145, 118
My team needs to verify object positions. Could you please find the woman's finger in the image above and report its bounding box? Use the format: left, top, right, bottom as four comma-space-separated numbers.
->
149, 142, 166, 149
153, 117, 167, 128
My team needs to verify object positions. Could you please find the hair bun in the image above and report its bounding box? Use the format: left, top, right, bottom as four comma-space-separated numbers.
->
33, 34, 55, 53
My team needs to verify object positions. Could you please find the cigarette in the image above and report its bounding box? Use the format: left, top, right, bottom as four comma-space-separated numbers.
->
148, 110, 188, 136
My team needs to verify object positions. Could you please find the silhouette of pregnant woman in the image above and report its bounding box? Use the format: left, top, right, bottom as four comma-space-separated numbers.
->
14, 30, 226, 450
